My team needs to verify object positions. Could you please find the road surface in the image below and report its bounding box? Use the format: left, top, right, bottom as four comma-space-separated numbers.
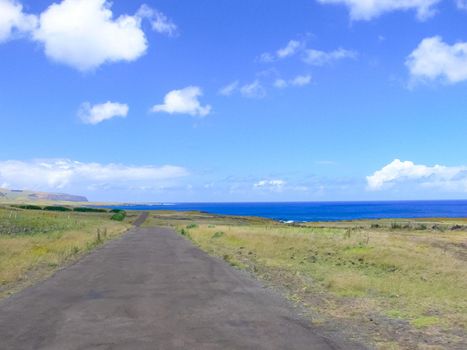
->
0, 215, 359, 349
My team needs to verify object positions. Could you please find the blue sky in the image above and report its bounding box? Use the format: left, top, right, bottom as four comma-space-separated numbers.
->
1, 0, 467, 202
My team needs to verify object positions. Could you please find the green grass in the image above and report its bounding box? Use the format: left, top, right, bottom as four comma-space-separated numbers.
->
411, 316, 441, 328
0, 206, 130, 298
147, 211, 467, 349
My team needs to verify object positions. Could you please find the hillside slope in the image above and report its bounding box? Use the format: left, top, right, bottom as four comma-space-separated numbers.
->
0, 188, 88, 202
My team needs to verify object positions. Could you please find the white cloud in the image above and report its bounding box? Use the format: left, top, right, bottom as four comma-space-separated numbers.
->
0, 0, 37, 42
303, 48, 357, 66
219, 80, 267, 98
260, 40, 303, 63
277, 40, 301, 59
254, 179, 286, 191
0, 159, 189, 191
274, 79, 288, 88
367, 159, 467, 191
136, 4, 177, 37
218, 81, 239, 96
259, 39, 356, 71
406, 36, 467, 84
240, 80, 266, 98
32, 0, 148, 71
274, 75, 312, 88
258, 52, 275, 63
78, 101, 129, 125
317, 0, 441, 21
0, 1, 177, 70
151, 86, 211, 117
290, 74, 312, 86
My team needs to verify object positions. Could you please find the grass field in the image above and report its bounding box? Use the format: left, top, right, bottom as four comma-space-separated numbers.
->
0, 206, 131, 299
144, 211, 467, 349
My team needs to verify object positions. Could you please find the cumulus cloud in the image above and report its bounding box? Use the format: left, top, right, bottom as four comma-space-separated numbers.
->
151, 86, 211, 117
240, 80, 266, 98
317, 0, 441, 21
254, 179, 286, 191
0, 0, 37, 42
406, 36, 467, 84
78, 101, 129, 125
0, 1, 177, 70
32, 0, 148, 71
367, 159, 467, 191
0, 159, 189, 191
274, 75, 312, 88
303, 48, 357, 66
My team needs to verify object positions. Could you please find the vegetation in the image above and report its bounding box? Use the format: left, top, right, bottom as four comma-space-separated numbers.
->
145, 211, 467, 349
12, 204, 43, 210
43, 205, 72, 212
110, 211, 126, 221
0, 206, 130, 299
73, 207, 108, 213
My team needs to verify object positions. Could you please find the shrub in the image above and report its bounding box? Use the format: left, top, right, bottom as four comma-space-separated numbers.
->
44, 206, 72, 212
73, 207, 108, 213
110, 209, 125, 213
211, 231, 225, 239
12, 204, 42, 210
110, 212, 126, 221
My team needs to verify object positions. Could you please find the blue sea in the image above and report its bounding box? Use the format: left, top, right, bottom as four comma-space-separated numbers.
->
107, 200, 467, 222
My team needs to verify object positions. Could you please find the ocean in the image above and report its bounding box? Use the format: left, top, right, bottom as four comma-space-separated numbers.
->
106, 200, 467, 222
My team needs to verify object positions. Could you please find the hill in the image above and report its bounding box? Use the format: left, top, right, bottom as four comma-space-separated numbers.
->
0, 188, 88, 203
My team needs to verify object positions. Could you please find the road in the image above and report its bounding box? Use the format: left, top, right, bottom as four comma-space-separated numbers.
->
0, 215, 359, 350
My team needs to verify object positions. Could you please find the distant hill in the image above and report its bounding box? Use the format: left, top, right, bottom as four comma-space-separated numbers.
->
0, 188, 88, 203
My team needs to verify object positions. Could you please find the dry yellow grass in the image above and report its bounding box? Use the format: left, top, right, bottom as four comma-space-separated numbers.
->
0, 207, 130, 298
152, 212, 467, 349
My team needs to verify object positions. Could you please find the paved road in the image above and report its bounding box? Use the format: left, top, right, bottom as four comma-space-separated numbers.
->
0, 217, 358, 350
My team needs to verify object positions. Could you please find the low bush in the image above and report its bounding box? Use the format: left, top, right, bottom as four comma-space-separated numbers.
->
12, 204, 42, 210
73, 207, 108, 213
110, 212, 126, 221
211, 231, 224, 239
43, 206, 72, 212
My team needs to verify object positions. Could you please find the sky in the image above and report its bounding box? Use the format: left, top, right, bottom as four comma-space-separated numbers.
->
1, 0, 467, 202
